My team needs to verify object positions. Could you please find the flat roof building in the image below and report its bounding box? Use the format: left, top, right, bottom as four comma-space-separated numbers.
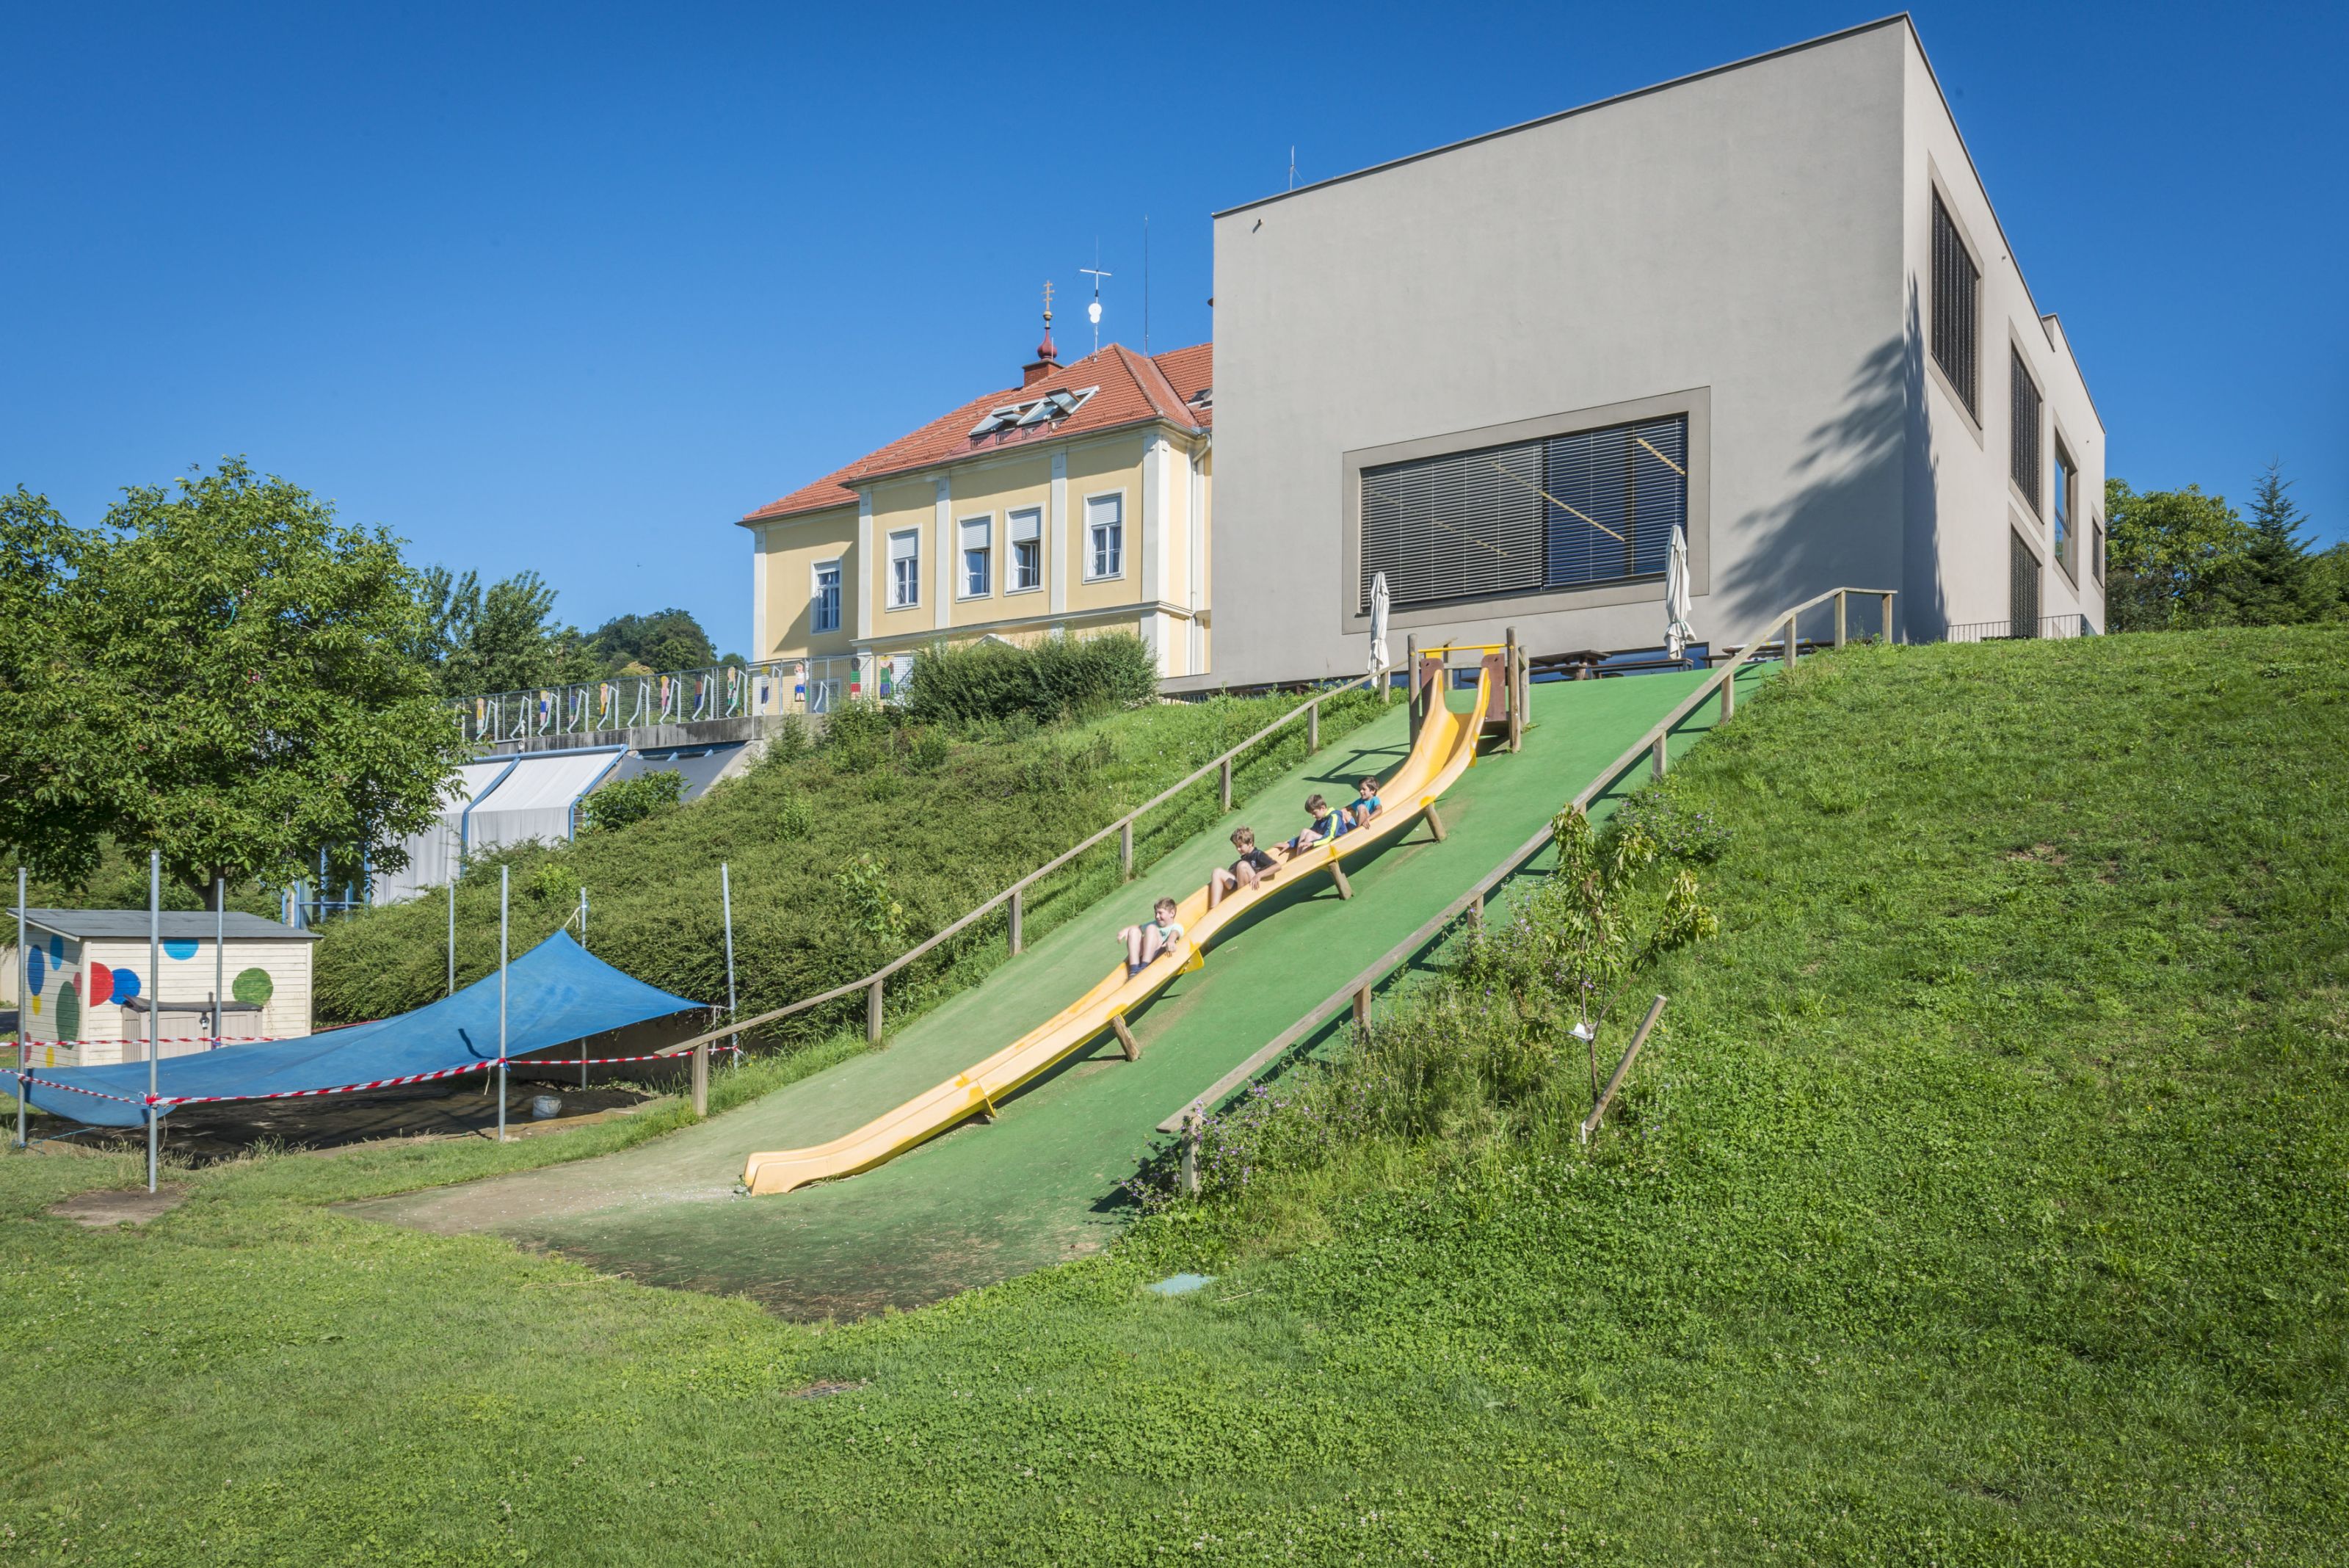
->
1197, 15, 2102, 686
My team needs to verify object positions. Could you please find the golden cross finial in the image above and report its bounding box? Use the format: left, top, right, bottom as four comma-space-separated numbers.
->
1042, 279, 1053, 321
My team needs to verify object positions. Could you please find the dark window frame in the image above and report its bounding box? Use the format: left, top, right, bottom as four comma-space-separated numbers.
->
2010, 528, 2042, 637
1930, 189, 1981, 418
2010, 346, 2044, 518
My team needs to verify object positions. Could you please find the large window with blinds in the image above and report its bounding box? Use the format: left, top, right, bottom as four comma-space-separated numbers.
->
2010, 529, 2041, 638
1931, 191, 1979, 416
2010, 347, 2044, 517
1359, 414, 1688, 612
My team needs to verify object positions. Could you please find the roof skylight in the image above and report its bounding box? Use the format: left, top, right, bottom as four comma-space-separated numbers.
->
969, 385, 1097, 438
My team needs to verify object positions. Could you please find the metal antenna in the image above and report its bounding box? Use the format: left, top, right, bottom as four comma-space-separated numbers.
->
1289, 146, 1296, 189
1143, 215, 1150, 354
1080, 242, 1111, 355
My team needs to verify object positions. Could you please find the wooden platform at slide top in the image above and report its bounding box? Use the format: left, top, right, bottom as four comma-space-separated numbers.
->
353, 664, 1775, 1318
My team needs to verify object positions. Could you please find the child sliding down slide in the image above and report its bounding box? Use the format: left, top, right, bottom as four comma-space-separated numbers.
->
1285, 794, 1352, 854
1208, 827, 1282, 911
1118, 898, 1185, 978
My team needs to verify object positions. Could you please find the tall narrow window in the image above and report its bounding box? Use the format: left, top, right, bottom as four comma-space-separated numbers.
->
810, 560, 841, 634
2010, 529, 2041, 638
1931, 191, 1979, 416
2011, 349, 2044, 517
959, 516, 992, 598
2092, 516, 2105, 584
1008, 508, 1042, 591
887, 529, 920, 609
2052, 440, 2075, 571
1085, 494, 1123, 580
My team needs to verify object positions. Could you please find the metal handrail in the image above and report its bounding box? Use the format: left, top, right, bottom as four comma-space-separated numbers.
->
649, 669, 1387, 1058
1155, 585, 1895, 1133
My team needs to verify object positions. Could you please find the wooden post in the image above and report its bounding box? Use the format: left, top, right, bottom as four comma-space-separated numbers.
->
1180, 1107, 1202, 1196
1219, 758, 1232, 813
1580, 994, 1667, 1144
1307, 700, 1320, 754
1120, 819, 1134, 880
691, 1042, 709, 1118
866, 979, 884, 1043
1834, 591, 1848, 649
1329, 861, 1354, 901
1467, 890, 1484, 929
1404, 634, 1421, 746
1881, 591, 1895, 645
1423, 803, 1448, 843
1651, 733, 1668, 777
1503, 626, 1522, 752
1721, 664, 1736, 719
1008, 888, 1023, 956
1109, 1013, 1140, 1062
1351, 986, 1369, 1031
1785, 615, 1799, 666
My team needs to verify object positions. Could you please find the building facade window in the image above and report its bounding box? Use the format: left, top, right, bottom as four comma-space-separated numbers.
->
1357, 413, 1688, 612
2011, 348, 2044, 517
2052, 440, 2076, 572
959, 516, 992, 598
2091, 515, 2105, 584
810, 560, 841, 634
887, 529, 920, 609
1085, 493, 1123, 580
2010, 529, 2041, 638
1931, 190, 1979, 417
1008, 508, 1042, 592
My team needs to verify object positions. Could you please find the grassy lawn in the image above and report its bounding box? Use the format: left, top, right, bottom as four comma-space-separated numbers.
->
1, 626, 2342, 1564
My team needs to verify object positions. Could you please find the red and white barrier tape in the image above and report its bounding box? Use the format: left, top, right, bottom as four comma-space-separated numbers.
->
12, 1043, 741, 1111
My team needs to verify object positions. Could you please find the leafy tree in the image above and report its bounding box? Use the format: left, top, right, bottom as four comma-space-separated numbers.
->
2311, 543, 2349, 622
2104, 478, 2253, 631
587, 609, 720, 675
0, 460, 466, 902
2207, 461, 2328, 628
421, 567, 600, 696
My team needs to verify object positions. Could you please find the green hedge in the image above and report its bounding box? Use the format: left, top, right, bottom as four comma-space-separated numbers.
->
902, 632, 1158, 726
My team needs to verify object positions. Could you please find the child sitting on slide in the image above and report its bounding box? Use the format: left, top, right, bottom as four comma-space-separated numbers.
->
1349, 776, 1384, 827
1285, 794, 1351, 855
1208, 827, 1282, 910
1119, 897, 1185, 978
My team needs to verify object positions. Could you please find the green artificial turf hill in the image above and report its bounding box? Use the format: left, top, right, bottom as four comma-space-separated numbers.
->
0, 626, 2340, 1564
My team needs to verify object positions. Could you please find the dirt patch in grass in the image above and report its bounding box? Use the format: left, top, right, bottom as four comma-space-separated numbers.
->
46, 1184, 187, 1227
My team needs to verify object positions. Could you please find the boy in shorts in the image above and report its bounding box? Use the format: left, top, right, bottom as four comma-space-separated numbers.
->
1208, 827, 1282, 910
1118, 896, 1185, 978
1348, 776, 1384, 827
1286, 794, 1351, 854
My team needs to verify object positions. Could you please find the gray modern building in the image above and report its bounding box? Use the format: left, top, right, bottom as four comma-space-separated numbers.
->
1193, 15, 2103, 688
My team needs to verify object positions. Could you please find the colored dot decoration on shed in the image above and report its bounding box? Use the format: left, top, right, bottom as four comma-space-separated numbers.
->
26, 948, 43, 995
164, 939, 199, 960
46, 936, 61, 962
55, 981, 79, 1041
86, 963, 113, 1006
112, 967, 142, 1003
231, 968, 274, 1006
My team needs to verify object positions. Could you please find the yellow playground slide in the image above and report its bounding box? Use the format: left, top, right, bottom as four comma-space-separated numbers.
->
740, 655, 1501, 1197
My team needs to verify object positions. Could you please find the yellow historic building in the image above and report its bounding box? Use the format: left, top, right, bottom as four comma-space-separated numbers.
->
739, 315, 1212, 706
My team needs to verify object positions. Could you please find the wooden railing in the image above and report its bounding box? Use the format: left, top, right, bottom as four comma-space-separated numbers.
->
1155, 585, 1896, 1137
654, 670, 1385, 1058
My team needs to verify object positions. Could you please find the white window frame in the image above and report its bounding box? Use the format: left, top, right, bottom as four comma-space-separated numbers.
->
810, 559, 842, 634
1006, 507, 1044, 594
887, 529, 921, 609
959, 515, 993, 600
1083, 490, 1125, 582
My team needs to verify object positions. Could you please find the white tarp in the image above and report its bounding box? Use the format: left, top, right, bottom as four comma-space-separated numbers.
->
372, 759, 517, 906
465, 750, 623, 854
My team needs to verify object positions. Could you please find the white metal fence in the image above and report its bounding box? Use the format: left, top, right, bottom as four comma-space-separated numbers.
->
454, 656, 879, 743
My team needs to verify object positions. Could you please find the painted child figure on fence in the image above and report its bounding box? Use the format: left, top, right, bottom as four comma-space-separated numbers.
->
1285, 794, 1351, 855
1208, 827, 1282, 910
1118, 897, 1186, 978
1348, 776, 1384, 829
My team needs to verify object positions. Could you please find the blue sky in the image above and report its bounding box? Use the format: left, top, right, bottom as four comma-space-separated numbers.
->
5, 1, 2341, 655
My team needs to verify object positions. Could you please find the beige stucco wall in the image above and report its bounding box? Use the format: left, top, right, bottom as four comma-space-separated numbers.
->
759, 506, 859, 660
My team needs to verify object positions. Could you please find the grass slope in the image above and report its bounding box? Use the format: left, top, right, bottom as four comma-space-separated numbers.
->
0, 628, 2341, 1564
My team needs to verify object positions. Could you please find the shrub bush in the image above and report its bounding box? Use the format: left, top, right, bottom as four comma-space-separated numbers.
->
904, 632, 1158, 726
577, 769, 684, 833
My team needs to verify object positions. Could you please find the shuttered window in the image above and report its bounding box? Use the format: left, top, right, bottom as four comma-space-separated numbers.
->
1931, 192, 1979, 416
2011, 348, 2043, 516
1359, 414, 1688, 612
2010, 529, 2041, 637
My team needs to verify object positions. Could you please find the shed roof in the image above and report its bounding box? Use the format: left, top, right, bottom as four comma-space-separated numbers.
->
17, 910, 322, 943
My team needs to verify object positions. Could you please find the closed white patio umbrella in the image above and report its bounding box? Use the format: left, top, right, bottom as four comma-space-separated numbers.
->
1664, 524, 1696, 664
1368, 571, 1392, 687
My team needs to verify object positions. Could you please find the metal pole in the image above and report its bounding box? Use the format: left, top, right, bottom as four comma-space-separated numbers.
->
721, 863, 738, 1062
214, 878, 225, 1050
497, 866, 509, 1143
1405, 634, 1420, 745
147, 852, 160, 1192
15, 868, 26, 1150
446, 879, 456, 997
578, 887, 588, 949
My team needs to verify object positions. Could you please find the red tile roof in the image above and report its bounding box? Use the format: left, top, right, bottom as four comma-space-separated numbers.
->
742, 342, 1211, 524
